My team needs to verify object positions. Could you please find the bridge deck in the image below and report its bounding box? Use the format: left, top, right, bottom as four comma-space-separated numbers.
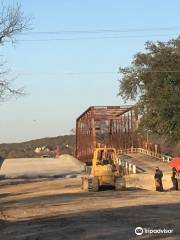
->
119, 153, 171, 173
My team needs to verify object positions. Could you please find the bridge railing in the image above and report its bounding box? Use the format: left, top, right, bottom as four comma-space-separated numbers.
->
117, 147, 173, 163
84, 148, 173, 176
117, 157, 138, 174
137, 148, 173, 162
117, 147, 173, 175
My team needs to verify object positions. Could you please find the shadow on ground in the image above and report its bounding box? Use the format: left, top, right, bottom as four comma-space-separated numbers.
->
0, 202, 179, 240
0, 173, 80, 187
0, 186, 149, 208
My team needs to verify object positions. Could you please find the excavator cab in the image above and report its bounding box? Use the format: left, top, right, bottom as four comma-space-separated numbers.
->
81, 146, 126, 191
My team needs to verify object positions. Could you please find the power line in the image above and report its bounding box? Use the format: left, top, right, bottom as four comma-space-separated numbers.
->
141, 70, 180, 73
23, 26, 180, 35
18, 71, 118, 76
17, 70, 180, 76
15, 33, 179, 42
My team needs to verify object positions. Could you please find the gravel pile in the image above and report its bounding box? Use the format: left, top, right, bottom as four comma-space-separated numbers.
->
0, 154, 85, 179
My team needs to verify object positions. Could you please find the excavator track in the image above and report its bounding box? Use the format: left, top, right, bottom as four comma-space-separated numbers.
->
88, 177, 99, 192
115, 176, 126, 190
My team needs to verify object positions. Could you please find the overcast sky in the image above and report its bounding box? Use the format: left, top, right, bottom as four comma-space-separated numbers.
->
0, 0, 179, 143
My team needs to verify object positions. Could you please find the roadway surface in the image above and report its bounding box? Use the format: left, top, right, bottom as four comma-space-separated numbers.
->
119, 153, 171, 173
0, 154, 179, 240
120, 153, 173, 190
0, 177, 180, 240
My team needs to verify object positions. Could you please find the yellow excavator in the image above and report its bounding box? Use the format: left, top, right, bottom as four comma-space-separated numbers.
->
81, 146, 126, 191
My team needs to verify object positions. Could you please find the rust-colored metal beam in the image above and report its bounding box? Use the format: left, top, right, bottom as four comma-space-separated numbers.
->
76, 105, 139, 163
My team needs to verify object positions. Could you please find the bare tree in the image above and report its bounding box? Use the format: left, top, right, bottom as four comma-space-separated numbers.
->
0, 2, 30, 101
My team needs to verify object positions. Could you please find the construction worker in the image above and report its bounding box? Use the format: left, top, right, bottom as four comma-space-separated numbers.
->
177, 171, 180, 191
171, 167, 178, 190
154, 167, 163, 191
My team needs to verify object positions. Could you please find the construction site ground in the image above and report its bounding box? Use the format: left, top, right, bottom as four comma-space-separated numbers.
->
0, 154, 180, 240
121, 153, 173, 191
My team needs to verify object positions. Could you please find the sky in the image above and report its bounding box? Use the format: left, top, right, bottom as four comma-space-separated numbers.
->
0, 0, 179, 143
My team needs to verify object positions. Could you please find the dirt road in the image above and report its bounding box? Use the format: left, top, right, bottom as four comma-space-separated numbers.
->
0, 177, 180, 240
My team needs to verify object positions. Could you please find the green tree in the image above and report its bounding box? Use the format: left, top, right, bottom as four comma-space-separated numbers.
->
118, 37, 180, 141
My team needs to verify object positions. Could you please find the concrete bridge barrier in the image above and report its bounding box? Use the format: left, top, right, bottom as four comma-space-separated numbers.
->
117, 157, 137, 174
